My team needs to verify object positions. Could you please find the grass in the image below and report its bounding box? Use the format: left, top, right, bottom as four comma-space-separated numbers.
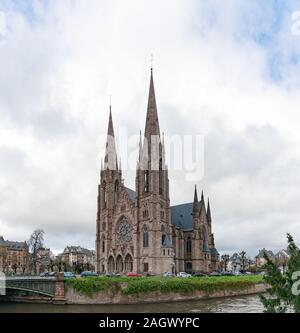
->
65, 275, 264, 297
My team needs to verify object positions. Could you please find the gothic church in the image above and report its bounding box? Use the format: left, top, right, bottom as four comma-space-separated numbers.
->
95, 70, 219, 275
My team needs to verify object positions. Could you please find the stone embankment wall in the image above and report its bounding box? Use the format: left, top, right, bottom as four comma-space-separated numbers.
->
66, 283, 267, 305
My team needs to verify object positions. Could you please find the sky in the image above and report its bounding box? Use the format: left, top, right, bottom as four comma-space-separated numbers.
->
1, 0, 300, 256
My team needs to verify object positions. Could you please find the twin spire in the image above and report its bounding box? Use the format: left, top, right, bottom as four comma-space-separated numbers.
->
193, 185, 211, 222
104, 68, 162, 171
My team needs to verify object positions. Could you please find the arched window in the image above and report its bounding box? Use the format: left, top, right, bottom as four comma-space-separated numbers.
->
108, 256, 115, 273
159, 158, 163, 195
103, 181, 107, 209
143, 226, 149, 248
161, 225, 166, 245
124, 254, 133, 272
114, 180, 119, 205
186, 236, 192, 254
144, 170, 149, 193
201, 225, 209, 251
102, 240, 105, 253
116, 255, 123, 273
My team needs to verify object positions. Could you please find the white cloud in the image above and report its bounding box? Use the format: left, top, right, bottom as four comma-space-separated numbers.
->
0, 0, 300, 256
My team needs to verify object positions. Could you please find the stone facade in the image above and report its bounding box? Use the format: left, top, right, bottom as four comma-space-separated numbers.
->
96, 70, 219, 275
58, 246, 95, 270
0, 236, 29, 274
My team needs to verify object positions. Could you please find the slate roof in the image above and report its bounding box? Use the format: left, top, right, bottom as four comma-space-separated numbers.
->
0, 236, 26, 249
62, 246, 93, 257
171, 202, 194, 230
210, 247, 219, 255
125, 187, 136, 203
256, 248, 275, 259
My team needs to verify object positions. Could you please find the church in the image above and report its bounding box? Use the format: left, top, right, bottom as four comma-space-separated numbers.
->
95, 69, 219, 275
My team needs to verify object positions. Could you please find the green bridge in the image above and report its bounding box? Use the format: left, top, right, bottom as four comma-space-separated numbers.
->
1, 274, 66, 303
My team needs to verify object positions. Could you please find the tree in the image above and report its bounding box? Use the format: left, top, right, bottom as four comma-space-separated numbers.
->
28, 229, 45, 275
239, 251, 247, 273
221, 254, 230, 272
260, 234, 300, 313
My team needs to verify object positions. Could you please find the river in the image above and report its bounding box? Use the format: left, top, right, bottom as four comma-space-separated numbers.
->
0, 295, 264, 313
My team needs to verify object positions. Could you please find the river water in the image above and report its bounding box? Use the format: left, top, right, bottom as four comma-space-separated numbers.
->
0, 295, 264, 313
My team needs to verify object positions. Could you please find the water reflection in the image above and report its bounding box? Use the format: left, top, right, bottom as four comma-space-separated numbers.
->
0, 295, 264, 313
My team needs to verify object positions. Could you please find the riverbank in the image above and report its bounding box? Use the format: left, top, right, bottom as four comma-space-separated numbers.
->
0, 294, 265, 313
65, 275, 266, 305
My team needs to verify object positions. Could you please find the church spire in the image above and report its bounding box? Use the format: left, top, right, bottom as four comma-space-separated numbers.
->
104, 106, 118, 170
207, 198, 212, 224
194, 185, 198, 204
199, 190, 206, 215
144, 68, 160, 142
193, 185, 199, 213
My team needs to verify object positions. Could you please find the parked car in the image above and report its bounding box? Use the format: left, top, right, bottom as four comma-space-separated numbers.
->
39, 272, 50, 277
176, 272, 192, 278
221, 272, 234, 276
163, 272, 174, 278
209, 272, 222, 277
106, 272, 121, 277
127, 272, 143, 277
81, 271, 98, 277
233, 271, 243, 276
49, 272, 56, 277
192, 272, 206, 277
63, 272, 76, 279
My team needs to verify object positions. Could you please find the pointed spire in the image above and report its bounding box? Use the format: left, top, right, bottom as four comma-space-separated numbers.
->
193, 185, 199, 213
194, 185, 198, 203
207, 198, 212, 224
144, 68, 160, 142
104, 106, 117, 170
199, 190, 206, 215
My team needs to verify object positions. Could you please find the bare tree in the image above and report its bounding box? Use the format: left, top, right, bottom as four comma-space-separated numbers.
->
221, 254, 230, 272
28, 229, 45, 275
239, 250, 247, 273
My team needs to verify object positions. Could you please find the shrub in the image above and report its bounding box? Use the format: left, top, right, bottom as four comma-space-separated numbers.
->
65, 275, 263, 297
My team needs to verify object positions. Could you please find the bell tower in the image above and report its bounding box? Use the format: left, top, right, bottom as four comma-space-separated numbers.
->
96, 107, 122, 273
135, 69, 174, 274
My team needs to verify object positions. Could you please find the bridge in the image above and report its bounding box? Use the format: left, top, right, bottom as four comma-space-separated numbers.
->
1, 273, 66, 303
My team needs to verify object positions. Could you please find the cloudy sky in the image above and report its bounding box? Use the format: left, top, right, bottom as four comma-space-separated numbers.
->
1, 0, 300, 256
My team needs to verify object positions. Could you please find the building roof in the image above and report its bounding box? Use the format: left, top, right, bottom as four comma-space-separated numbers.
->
256, 248, 275, 259
125, 187, 136, 203
275, 249, 290, 258
210, 247, 219, 255
0, 236, 26, 249
171, 202, 194, 230
62, 246, 94, 257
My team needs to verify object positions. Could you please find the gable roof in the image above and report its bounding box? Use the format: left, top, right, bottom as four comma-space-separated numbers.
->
0, 236, 26, 249
256, 248, 275, 259
171, 202, 194, 230
125, 187, 136, 203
